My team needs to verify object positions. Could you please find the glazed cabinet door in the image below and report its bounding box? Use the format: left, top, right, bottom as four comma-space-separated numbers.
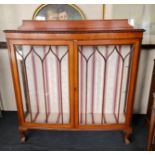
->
74, 40, 140, 129
9, 40, 74, 128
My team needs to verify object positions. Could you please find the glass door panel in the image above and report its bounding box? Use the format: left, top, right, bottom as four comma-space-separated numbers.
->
78, 45, 133, 125
15, 45, 71, 125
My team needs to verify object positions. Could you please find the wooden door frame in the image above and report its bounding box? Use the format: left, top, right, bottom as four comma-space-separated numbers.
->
8, 39, 75, 129
74, 39, 142, 131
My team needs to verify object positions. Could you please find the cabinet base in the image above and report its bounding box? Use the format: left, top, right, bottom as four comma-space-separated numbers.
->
18, 126, 133, 144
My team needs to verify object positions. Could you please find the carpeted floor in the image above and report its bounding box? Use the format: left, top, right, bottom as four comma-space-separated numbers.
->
0, 112, 149, 150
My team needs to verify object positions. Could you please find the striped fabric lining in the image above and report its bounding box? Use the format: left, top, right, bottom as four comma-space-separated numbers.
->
79, 45, 132, 125
16, 45, 132, 125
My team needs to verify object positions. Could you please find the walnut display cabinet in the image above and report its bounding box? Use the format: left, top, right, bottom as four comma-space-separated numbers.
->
4, 20, 144, 144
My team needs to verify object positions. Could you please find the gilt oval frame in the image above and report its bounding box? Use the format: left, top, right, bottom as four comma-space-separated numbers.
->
32, 4, 86, 20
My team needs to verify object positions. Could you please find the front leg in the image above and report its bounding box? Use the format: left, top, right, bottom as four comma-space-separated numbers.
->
19, 127, 27, 143
124, 127, 132, 144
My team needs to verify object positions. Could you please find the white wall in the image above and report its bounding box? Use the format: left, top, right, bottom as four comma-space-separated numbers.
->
0, 4, 155, 114
0, 4, 103, 111
108, 4, 155, 113
0, 4, 103, 41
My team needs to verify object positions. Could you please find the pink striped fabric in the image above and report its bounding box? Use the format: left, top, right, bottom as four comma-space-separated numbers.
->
91, 47, 96, 124
101, 46, 109, 124
55, 46, 63, 124
16, 45, 133, 125
85, 62, 88, 124
117, 46, 124, 122
80, 47, 84, 124
31, 48, 40, 122
113, 46, 121, 123
43, 46, 51, 122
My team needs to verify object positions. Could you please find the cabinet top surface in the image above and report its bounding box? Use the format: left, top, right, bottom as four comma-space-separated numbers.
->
4, 19, 144, 33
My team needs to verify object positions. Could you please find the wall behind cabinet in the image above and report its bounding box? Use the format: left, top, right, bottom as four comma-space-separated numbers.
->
0, 4, 155, 114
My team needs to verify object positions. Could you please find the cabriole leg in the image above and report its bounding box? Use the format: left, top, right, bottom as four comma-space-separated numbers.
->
124, 127, 132, 144
19, 127, 27, 143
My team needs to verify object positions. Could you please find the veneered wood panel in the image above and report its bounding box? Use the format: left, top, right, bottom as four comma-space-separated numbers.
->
4, 20, 144, 143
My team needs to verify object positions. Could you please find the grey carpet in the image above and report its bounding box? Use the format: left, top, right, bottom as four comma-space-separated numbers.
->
0, 112, 149, 150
